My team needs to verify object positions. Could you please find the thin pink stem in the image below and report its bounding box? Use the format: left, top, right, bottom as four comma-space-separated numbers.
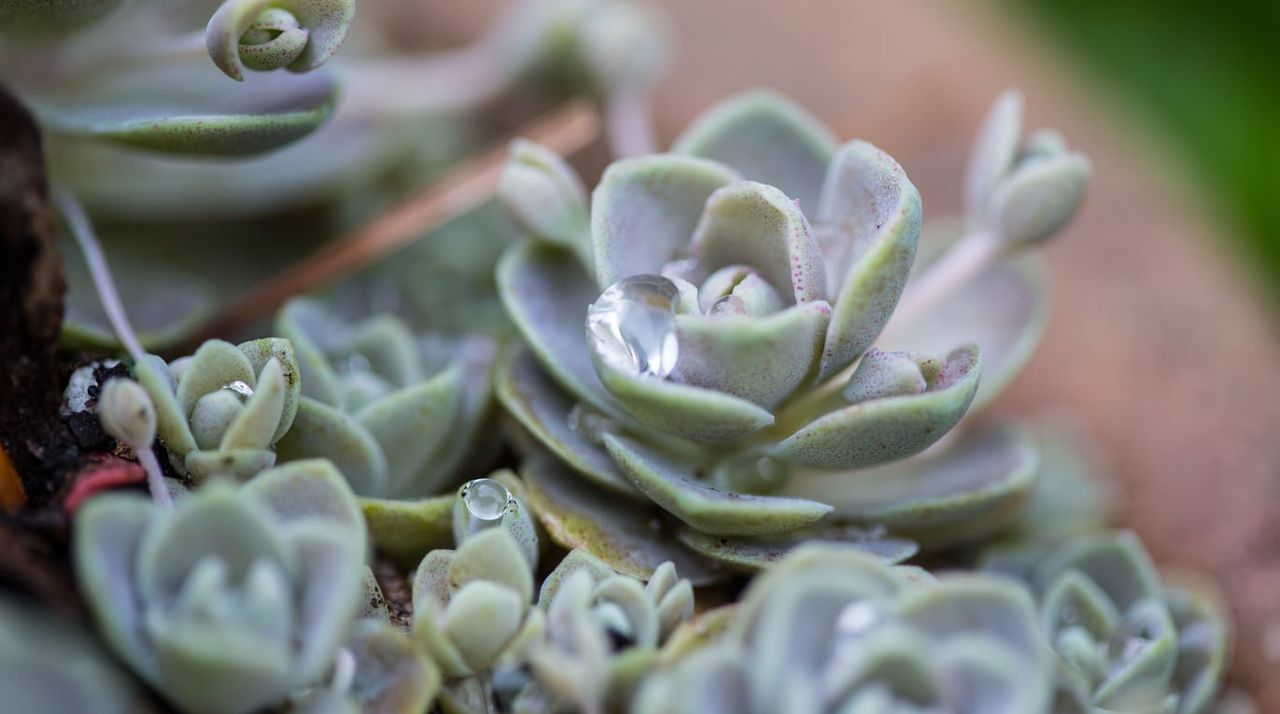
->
604, 89, 657, 158
136, 449, 174, 508
53, 188, 147, 363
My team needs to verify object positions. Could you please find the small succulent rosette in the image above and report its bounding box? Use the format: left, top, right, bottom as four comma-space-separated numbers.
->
503, 550, 694, 712
410, 527, 544, 712
635, 544, 1057, 714
274, 298, 495, 501
496, 89, 1088, 577
133, 337, 300, 482
983, 531, 1229, 714
74, 459, 368, 714
0, 594, 144, 713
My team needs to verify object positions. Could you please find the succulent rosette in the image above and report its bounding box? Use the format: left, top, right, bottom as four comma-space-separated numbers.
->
495, 89, 1087, 576
274, 298, 495, 499
74, 459, 368, 714
983, 532, 1229, 714
133, 336, 301, 482
634, 543, 1056, 714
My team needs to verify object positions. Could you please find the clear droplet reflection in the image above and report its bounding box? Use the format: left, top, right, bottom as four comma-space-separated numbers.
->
586, 274, 680, 379
221, 380, 254, 399
461, 478, 511, 521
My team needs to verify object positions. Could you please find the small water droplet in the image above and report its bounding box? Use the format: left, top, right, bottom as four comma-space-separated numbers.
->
461, 478, 511, 521
708, 294, 747, 317
221, 380, 254, 399
339, 353, 372, 376
586, 275, 680, 379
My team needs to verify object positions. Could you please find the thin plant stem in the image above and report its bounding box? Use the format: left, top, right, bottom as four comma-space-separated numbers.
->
603, 89, 658, 158
53, 187, 147, 363
330, 647, 356, 695
135, 446, 173, 509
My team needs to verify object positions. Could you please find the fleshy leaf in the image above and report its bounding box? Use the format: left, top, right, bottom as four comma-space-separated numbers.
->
240, 459, 364, 541
672, 90, 837, 210
884, 251, 1047, 411
275, 299, 343, 407
964, 90, 1023, 221
771, 346, 980, 469
359, 496, 453, 569
237, 338, 302, 442
594, 358, 774, 443
220, 358, 287, 450
206, 0, 356, 81
676, 524, 917, 572
1032, 532, 1163, 612
448, 527, 535, 606
815, 141, 922, 381
520, 452, 718, 585
355, 367, 463, 498
779, 424, 1039, 549
176, 340, 256, 419
442, 582, 525, 672
345, 619, 440, 714
495, 348, 643, 497
0, 0, 131, 35
590, 155, 738, 289
184, 448, 276, 483
987, 153, 1091, 247
275, 397, 388, 497
689, 181, 826, 304
28, 56, 338, 156
500, 139, 591, 263
674, 301, 830, 409
498, 242, 621, 416
604, 434, 832, 537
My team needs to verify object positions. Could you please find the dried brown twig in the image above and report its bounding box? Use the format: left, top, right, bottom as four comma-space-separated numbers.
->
182, 100, 601, 350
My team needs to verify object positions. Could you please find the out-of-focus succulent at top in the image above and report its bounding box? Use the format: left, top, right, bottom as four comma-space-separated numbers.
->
273, 298, 495, 500
0, 0, 134, 36
495, 89, 1088, 575
205, 0, 355, 81
74, 459, 368, 714
518, 549, 693, 713
0, 594, 144, 713
635, 543, 1056, 714
983, 532, 1229, 714
130, 337, 300, 482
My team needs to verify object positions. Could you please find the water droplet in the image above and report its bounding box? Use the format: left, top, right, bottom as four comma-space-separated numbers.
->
339, 353, 372, 376
708, 294, 747, 317
221, 380, 254, 399
461, 478, 511, 521
586, 275, 680, 379
836, 600, 881, 640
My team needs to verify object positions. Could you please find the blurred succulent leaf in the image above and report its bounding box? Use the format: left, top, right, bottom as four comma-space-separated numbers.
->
520, 452, 718, 585
276, 397, 389, 495
676, 523, 918, 573
987, 152, 1091, 249
206, 0, 355, 81
603, 434, 831, 536
964, 89, 1024, 221
780, 423, 1039, 549
344, 619, 441, 714
0, 0, 132, 36
27, 55, 338, 156
590, 155, 738, 288
356, 367, 463, 496
359, 494, 454, 568
500, 138, 591, 263
672, 89, 837, 210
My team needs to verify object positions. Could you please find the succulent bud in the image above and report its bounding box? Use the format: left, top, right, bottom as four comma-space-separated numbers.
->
500, 139, 591, 262
97, 378, 156, 451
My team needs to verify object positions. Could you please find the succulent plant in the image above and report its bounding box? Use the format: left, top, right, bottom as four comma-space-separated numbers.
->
0, 594, 144, 713
983, 532, 1229, 714
495, 89, 1088, 575
74, 458, 368, 714
273, 298, 495, 501
520, 550, 694, 713
411, 527, 543, 711
635, 543, 1057, 714
130, 337, 301, 482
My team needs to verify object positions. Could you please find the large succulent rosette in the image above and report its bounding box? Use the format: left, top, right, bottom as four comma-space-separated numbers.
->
496, 90, 1064, 578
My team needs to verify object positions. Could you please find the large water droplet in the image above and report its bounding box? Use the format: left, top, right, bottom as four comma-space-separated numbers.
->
221, 380, 254, 399
586, 275, 679, 379
461, 478, 511, 521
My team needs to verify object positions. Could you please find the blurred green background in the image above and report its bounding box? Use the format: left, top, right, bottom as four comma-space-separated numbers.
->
1008, 0, 1280, 303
